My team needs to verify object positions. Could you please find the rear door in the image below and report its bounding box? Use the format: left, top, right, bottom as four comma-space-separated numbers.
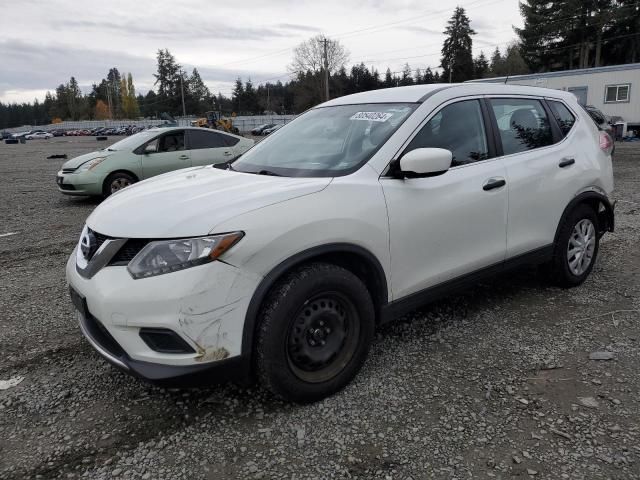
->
186, 129, 237, 166
380, 98, 508, 300
140, 130, 190, 179
487, 96, 583, 258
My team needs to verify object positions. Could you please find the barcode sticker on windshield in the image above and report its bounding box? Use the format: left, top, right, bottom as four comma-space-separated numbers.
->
350, 112, 393, 122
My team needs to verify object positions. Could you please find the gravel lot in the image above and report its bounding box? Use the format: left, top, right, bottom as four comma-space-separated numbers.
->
1, 137, 639, 480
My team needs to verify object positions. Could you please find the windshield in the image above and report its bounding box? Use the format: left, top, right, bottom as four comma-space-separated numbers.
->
106, 130, 159, 151
233, 103, 417, 177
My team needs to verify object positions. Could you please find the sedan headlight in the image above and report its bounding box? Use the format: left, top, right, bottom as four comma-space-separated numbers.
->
78, 157, 107, 171
127, 232, 244, 279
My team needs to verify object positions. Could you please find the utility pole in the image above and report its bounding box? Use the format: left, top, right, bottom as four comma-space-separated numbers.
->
267, 85, 270, 112
106, 86, 113, 120
180, 70, 186, 117
323, 37, 330, 101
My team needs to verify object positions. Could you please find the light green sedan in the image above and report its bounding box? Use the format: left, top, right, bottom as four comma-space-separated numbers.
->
56, 126, 254, 197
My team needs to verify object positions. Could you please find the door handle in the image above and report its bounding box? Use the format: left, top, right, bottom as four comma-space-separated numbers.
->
559, 157, 575, 168
223, 151, 233, 157
179, 154, 189, 160
483, 178, 506, 191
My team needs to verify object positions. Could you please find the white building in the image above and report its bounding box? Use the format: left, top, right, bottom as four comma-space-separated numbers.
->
468, 63, 640, 129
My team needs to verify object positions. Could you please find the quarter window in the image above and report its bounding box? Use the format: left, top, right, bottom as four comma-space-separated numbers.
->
605, 84, 630, 103
490, 99, 553, 156
548, 101, 576, 137
404, 100, 489, 167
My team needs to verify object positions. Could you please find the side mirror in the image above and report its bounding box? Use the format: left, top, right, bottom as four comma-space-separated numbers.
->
398, 148, 452, 178
144, 143, 157, 154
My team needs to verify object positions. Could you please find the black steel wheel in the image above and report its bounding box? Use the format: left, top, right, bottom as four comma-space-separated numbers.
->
256, 263, 374, 403
286, 292, 360, 384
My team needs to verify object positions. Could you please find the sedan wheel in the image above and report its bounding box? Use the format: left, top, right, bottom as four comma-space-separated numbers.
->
110, 177, 131, 193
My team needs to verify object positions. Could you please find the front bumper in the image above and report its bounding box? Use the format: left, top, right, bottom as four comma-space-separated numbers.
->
56, 170, 102, 196
77, 308, 249, 385
66, 248, 261, 383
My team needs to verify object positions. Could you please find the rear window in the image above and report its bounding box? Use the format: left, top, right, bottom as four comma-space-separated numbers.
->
189, 130, 238, 149
489, 98, 553, 156
548, 101, 577, 137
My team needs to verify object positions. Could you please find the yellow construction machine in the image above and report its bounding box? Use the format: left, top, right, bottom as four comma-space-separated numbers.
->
190, 111, 239, 134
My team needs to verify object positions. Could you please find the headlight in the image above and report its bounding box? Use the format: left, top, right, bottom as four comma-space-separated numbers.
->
127, 232, 244, 279
78, 157, 107, 171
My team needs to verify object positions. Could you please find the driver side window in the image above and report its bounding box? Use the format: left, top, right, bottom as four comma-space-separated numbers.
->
158, 131, 185, 152
404, 100, 489, 167
142, 131, 185, 154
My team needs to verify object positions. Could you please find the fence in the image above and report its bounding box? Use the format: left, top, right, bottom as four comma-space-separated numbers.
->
3, 115, 298, 135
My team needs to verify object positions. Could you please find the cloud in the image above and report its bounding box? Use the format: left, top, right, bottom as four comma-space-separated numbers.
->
59, 18, 295, 42
275, 23, 321, 33
0, 39, 282, 101
399, 25, 443, 35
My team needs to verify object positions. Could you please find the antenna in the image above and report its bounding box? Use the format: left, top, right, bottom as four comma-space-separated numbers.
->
504, 75, 510, 84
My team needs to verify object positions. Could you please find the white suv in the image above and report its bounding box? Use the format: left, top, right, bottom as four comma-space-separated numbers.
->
66, 84, 615, 403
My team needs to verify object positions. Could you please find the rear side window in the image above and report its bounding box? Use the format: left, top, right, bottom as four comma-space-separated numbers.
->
221, 133, 240, 146
548, 101, 577, 137
490, 98, 553, 156
404, 99, 489, 167
189, 130, 230, 149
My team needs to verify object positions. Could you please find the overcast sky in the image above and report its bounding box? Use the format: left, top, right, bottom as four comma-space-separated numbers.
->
0, 0, 522, 104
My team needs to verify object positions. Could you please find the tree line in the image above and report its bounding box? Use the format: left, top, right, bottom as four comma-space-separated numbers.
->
1, 1, 638, 129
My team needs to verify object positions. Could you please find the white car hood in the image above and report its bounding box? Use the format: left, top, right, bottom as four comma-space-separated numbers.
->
87, 166, 331, 238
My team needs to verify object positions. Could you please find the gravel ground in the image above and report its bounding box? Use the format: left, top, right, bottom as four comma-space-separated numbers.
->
1, 137, 639, 480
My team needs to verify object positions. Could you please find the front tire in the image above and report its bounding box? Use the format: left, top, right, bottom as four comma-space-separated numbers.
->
256, 263, 375, 403
549, 204, 599, 287
102, 172, 136, 197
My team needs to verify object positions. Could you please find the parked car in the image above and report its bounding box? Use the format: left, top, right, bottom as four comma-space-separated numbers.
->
66, 84, 615, 403
263, 124, 283, 135
57, 126, 254, 197
251, 123, 276, 135
25, 131, 53, 140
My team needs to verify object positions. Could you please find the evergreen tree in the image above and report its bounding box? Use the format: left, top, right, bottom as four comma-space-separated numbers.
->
423, 67, 435, 84
473, 51, 490, 79
232, 78, 245, 113
490, 47, 503, 76
399, 63, 414, 86
383, 68, 394, 88
440, 6, 476, 82
153, 49, 182, 114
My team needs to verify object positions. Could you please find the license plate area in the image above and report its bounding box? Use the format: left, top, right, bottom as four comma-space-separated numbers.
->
69, 286, 88, 318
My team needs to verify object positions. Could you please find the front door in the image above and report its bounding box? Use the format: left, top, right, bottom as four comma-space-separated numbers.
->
141, 130, 191, 179
381, 99, 508, 300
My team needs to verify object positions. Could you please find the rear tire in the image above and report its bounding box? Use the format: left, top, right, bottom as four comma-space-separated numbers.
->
256, 263, 375, 403
102, 172, 136, 197
549, 204, 599, 288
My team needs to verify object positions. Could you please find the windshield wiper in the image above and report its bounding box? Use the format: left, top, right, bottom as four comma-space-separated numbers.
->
254, 169, 282, 176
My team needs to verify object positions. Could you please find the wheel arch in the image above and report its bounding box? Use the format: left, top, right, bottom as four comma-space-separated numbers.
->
241, 243, 389, 360
554, 191, 615, 246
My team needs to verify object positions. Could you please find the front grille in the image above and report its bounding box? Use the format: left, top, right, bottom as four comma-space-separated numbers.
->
88, 228, 149, 266
90, 228, 110, 252
111, 239, 149, 265
62, 167, 76, 173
